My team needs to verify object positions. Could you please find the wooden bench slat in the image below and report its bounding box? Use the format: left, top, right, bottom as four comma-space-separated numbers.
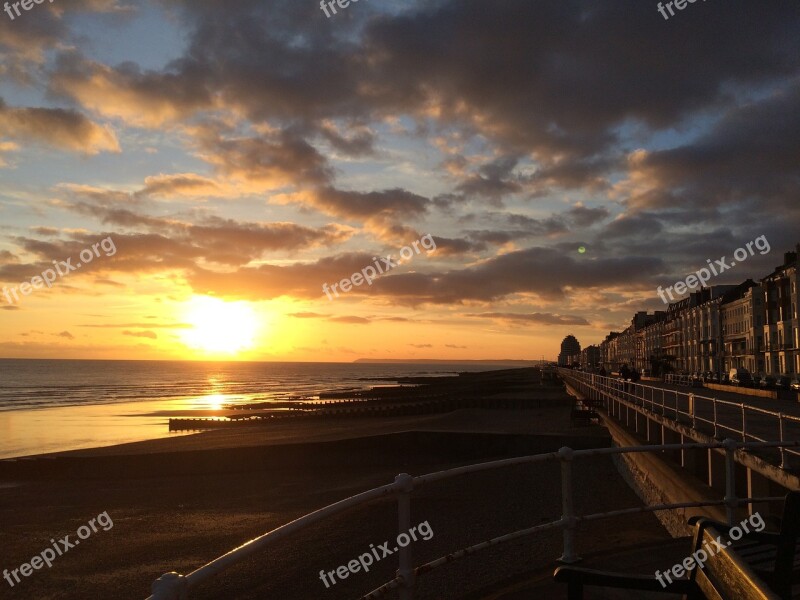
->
695, 524, 780, 599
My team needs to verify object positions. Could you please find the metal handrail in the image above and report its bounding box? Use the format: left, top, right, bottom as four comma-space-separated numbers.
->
562, 369, 800, 468
147, 436, 800, 600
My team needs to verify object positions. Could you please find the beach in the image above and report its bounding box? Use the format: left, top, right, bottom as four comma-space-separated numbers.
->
0, 369, 676, 600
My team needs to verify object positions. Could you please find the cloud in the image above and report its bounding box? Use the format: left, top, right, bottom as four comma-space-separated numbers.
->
138, 173, 223, 199
57, 331, 74, 339
193, 125, 334, 191
288, 312, 372, 324
565, 204, 611, 228
291, 186, 429, 223
183, 244, 663, 306
456, 156, 523, 203
465, 312, 591, 326
0, 98, 120, 154
58, 201, 356, 266
122, 330, 157, 339
328, 315, 371, 324
80, 322, 190, 329
49, 51, 212, 128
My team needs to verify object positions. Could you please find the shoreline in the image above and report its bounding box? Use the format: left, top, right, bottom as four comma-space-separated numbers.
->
0, 367, 545, 460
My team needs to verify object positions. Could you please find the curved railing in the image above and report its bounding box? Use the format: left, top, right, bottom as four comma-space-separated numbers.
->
146, 438, 799, 600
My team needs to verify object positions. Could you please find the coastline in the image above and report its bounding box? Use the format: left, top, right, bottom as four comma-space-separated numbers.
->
0, 363, 527, 460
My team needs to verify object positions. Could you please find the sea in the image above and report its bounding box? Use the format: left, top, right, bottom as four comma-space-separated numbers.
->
0, 359, 518, 459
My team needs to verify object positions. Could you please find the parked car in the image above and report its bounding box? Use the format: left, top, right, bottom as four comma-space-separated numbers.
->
759, 375, 777, 389
720, 373, 730, 384
775, 375, 792, 391
729, 368, 752, 386
791, 378, 800, 392
709, 372, 720, 383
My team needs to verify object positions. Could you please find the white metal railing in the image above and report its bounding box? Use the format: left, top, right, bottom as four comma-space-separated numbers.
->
146, 438, 799, 600
560, 369, 800, 469
665, 373, 695, 386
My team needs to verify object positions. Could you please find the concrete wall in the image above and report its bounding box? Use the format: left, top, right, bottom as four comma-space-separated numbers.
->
601, 414, 726, 536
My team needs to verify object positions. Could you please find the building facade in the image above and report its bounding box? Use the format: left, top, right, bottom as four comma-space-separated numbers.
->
721, 280, 763, 374
761, 248, 799, 376
580, 345, 601, 370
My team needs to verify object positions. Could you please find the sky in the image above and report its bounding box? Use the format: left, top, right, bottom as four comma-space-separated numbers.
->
0, 0, 799, 362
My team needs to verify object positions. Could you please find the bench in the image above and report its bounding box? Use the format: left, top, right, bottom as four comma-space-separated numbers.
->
553, 504, 796, 599
690, 492, 800, 599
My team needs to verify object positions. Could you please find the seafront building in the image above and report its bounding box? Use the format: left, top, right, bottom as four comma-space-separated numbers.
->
579, 345, 601, 370
600, 312, 664, 373
600, 331, 621, 372
762, 248, 799, 375
586, 243, 800, 377
558, 335, 581, 367
721, 280, 763, 373
639, 315, 666, 373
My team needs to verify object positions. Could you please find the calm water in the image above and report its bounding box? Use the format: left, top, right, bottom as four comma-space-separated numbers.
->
0, 360, 502, 458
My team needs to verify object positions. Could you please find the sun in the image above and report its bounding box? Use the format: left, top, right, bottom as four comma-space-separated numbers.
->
180, 296, 259, 354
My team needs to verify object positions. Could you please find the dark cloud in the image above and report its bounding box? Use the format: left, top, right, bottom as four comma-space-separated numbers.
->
366, 1, 800, 159
565, 205, 611, 228
186, 246, 663, 305
622, 82, 800, 215
456, 156, 523, 203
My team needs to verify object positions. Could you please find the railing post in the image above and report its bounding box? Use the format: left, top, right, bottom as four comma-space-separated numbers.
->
723, 438, 737, 526
712, 399, 718, 438
151, 572, 188, 600
779, 413, 788, 469
395, 473, 415, 600
558, 446, 580, 564
688, 393, 696, 428
740, 403, 747, 442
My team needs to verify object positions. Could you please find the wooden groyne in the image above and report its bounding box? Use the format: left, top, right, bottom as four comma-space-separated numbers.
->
168, 394, 557, 431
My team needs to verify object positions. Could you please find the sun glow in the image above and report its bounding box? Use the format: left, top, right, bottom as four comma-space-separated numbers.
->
180, 296, 259, 354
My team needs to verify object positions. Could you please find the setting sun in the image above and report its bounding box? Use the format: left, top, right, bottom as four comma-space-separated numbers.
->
180, 296, 259, 354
